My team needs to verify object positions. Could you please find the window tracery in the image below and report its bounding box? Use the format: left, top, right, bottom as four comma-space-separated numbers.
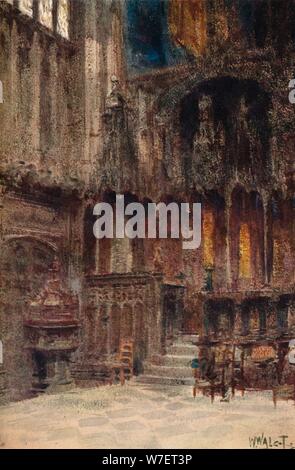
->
4, 0, 70, 39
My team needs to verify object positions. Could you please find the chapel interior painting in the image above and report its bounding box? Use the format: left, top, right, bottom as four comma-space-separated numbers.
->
0, 0, 294, 403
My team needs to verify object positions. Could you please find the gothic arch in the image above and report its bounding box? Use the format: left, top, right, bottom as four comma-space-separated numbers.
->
155, 73, 273, 118
2, 234, 58, 253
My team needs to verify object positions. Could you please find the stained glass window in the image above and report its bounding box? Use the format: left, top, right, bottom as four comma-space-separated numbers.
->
39, 0, 53, 30
19, 0, 33, 17
57, 0, 69, 39
3, 0, 70, 39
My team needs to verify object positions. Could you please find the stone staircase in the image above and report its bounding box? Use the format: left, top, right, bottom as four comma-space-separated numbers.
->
136, 334, 199, 386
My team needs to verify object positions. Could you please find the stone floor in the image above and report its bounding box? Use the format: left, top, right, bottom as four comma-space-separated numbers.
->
0, 382, 294, 449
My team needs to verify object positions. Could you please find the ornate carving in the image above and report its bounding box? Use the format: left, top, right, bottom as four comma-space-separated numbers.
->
26, 256, 79, 329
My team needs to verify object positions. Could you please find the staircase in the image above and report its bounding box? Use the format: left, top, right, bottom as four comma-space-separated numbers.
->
136, 334, 199, 386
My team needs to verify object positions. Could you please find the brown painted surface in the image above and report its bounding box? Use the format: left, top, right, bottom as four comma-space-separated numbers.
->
0, 1, 294, 404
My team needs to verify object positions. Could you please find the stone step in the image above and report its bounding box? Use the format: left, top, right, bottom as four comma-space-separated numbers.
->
152, 354, 194, 367
136, 375, 194, 386
136, 335, 200, 386
144, 364, 193, 378
167, 343, 198, 356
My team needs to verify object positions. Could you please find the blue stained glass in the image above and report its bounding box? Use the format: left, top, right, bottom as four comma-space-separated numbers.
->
124, 0, 189, 74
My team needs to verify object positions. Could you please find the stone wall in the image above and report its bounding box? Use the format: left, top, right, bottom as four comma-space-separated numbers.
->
0, 1, 86, 190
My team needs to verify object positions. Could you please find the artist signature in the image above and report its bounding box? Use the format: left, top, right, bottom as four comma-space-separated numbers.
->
249, 434, 295, 449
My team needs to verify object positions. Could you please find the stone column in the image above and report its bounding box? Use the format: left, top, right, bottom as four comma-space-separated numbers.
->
0, 183, 6, 238
225, 191, 232, 289
0, 368, 7, 405
233, 303, 243, 338
0, 184, 7, 403
32, 0, 39, 20
147, 277, 163, 358
105, 2, 126, 94
262, 192, 269, 285
95, 239, 100, 274
287, 299, 295, 335
55, 353, 71, 385
266, 299, 277, 337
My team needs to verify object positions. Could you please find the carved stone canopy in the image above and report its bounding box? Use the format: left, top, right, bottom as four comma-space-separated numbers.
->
27, 256, 79, 327
29, 257, 76, 307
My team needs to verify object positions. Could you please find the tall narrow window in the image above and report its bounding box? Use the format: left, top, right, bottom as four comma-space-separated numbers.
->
19, 0, 33, 17
39, 0, 53, 30
5, 0, 70, 40
57, 0, 69, 39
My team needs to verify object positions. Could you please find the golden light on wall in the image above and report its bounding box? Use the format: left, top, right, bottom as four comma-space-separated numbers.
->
203, 210, 214, 267
168, 0, 207, 56
239, 223, 251, 279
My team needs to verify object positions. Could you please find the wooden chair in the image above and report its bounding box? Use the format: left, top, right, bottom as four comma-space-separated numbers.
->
193, 380, 217, 403
193, 345, 234, 403
110, 339, 134, 386
119, 340, 133, 378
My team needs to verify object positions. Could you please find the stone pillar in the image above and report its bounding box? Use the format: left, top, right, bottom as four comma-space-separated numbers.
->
0, 183, 6, 238
262, 192, 269, 285
225, 191, 232, 289
47, 352, 72, 393
0, 368, 7, 405
266, 300, 277, 337
105, 1, 126, 94
287, 299, 295, 335
0, 184, 7, 403
95, 239, 100, 274
234, 303, 243, 338
32, 0, 39, 20
83, 0, 104, 181
54, 354, 71, 385
147, 277, 163, 358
